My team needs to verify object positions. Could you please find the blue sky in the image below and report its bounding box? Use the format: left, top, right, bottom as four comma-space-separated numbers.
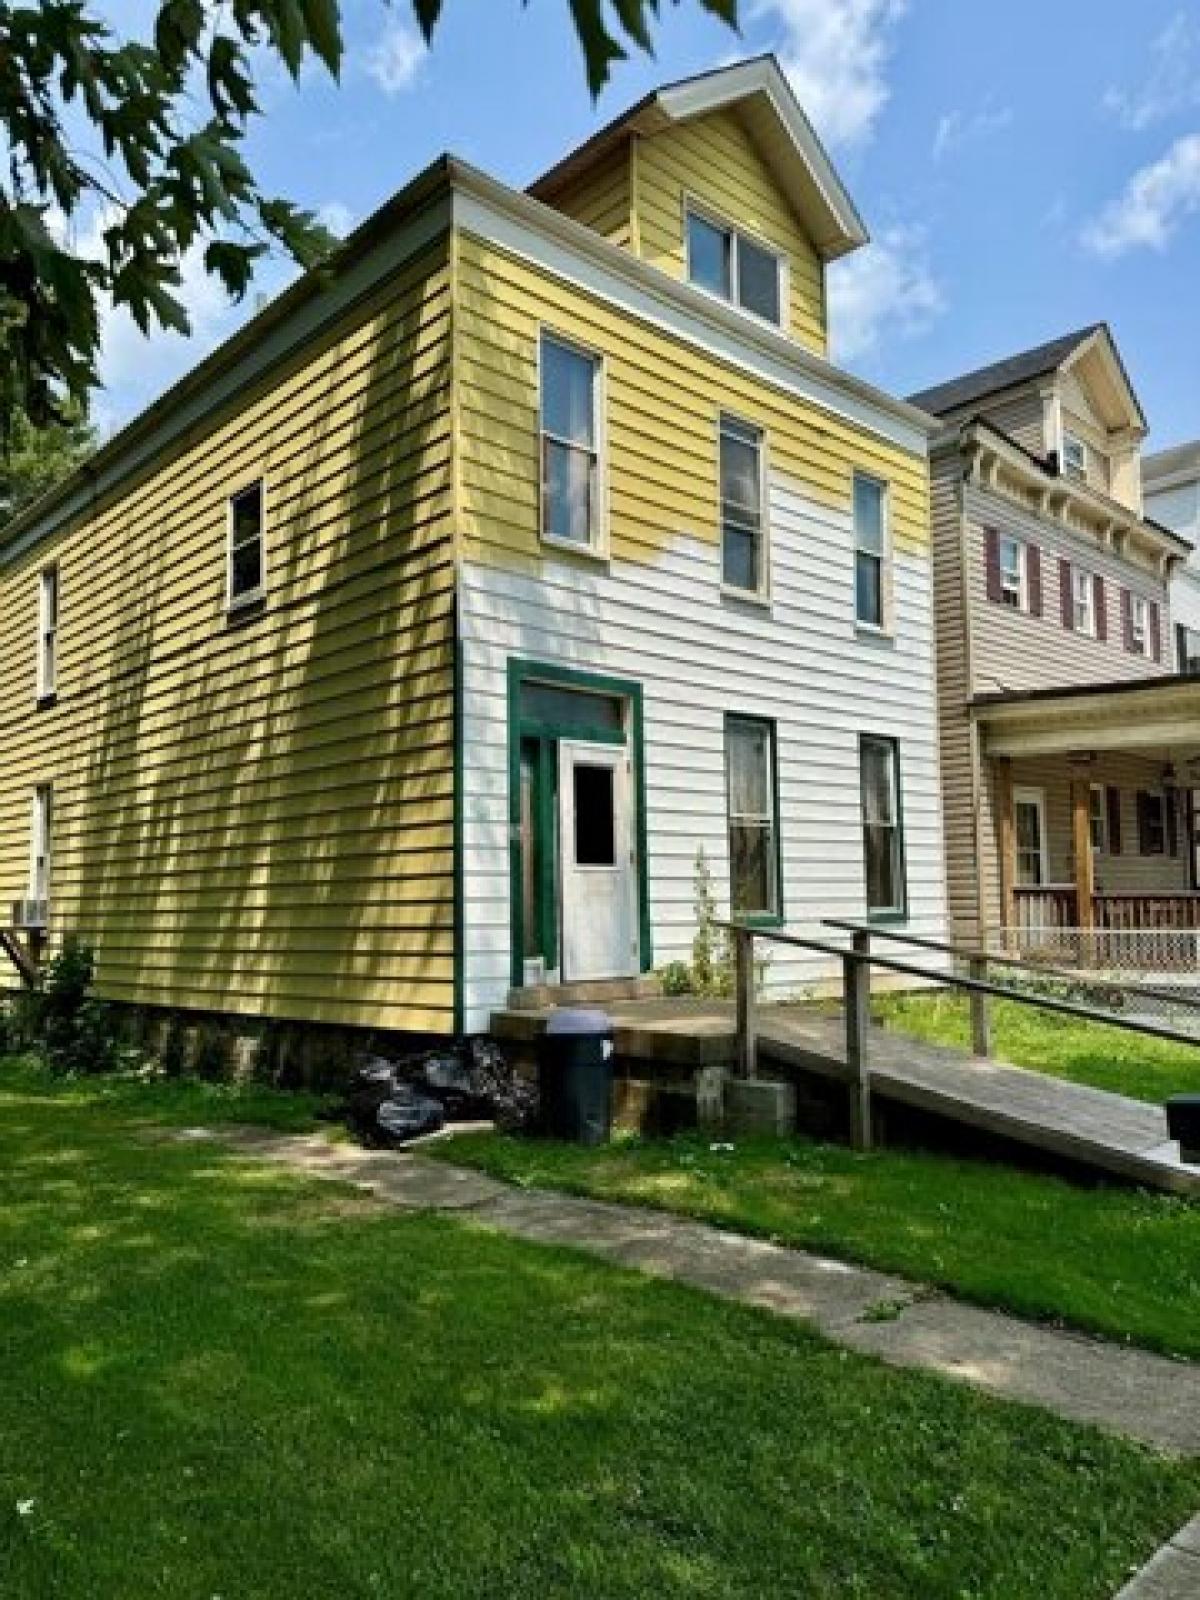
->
93, 1, 1200, 450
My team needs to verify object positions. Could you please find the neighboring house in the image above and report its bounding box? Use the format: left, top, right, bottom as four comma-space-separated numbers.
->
911, 325, 1200, 967
0, 56, 947, 1045
1143, 441, 1200, 672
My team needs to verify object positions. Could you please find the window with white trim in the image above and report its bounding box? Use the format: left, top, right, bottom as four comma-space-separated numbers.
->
1062, 430, 1088, 478
29, 784, 52, 904
1130, 593, 1150, 657
854, 474, 888, 629
228, 481, 265, 608
1073, 566, 1096, 636
999, 535, 1027, 609
686, 208, 783, 326
1089, 784, 1106, 853
860, 735, 906, 917
1014, 788, 1047, 886
37, 564, 59, 699
719, 415, 766, 595
540, 332, 602, 550
725, 716, 780, 919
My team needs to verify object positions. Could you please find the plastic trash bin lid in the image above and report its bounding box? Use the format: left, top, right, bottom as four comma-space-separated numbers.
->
544, 1007, 612, 1036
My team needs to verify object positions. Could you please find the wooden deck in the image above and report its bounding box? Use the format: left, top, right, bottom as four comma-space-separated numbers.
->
491, 1000, 1200, 1197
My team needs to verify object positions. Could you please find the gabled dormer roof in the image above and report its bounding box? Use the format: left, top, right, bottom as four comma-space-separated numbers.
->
528, 54, 869, 261
909, 323, 1147, 435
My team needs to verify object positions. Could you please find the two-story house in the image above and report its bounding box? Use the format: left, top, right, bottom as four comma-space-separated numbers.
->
0, 56, 947, 1048
911, 325, 1200, 966
1143, 440, 1200, 673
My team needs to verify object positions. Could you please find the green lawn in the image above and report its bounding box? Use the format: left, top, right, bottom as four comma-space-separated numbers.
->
875, 991, 1200, 1103
2, 1058, 1198, 1599
433, 1130, 1200, 1361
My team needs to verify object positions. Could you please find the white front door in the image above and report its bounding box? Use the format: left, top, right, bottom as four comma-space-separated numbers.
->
558, 740, 638, 981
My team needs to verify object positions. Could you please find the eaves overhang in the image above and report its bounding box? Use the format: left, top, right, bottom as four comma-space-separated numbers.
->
972, 675, 1200, 758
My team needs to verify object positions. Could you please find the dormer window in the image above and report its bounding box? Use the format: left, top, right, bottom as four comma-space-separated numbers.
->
1062, 431, 1088, 479
686, 207, 783, 327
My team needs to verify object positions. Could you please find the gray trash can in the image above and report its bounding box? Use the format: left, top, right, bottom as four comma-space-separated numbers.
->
538, 1007, 614, 1145
1167, 1095, 1200, 1164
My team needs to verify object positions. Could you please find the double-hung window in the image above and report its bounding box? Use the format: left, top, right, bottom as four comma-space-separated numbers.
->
30, 784, 52, 906
228, 481, 265, 609
998, 535, 1027, 609
37, 565, 59, 700
686, 209, 783, 326
725, 716, 781, 920
1129, 593, 1150, 657
860, 735, 906, 918
1177, 624, 1200, 676
540, 332, 602, 551
720, 416, 766, 595
1062, 430, 1088, 479
853, 474, 888, 629
1073, 567, 1096, 636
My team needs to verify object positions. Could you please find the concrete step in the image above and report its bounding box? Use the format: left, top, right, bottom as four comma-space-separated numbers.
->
506, 974, 662, 1011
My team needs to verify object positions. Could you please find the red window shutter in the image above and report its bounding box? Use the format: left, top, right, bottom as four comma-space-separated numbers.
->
1027, 543, 1043, 617
984, 527, 1002, 604
1106, 786, 1122, 855
1121, 588, 1134, 652
1094, 574, 1107, 641
1059, 558, 1073, 629
1150, 601, 1162, 663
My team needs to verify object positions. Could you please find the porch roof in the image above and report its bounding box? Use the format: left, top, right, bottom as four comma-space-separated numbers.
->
972, 674, 1200, 758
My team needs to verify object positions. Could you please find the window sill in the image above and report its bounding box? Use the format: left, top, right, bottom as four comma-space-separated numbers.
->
867, 909, 908, 927
34, 691, 57, 711
226, 591, 267, 624
540, 534, 610, 567
854, 622, 895, 645
721, 584, 773, 613
734, 913, 784, 930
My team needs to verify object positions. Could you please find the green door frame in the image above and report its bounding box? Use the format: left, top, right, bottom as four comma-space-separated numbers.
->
507, 657, 652, 989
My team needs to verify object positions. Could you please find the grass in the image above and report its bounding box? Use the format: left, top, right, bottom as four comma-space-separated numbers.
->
2, 1056, 1198, 1598
875, 991, 1200, 1103
432, 1129, 1200, 1361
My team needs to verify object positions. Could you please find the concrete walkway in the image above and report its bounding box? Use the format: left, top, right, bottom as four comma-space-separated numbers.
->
1115, 1515, 1200, 1598
172, 1125, 1200, 1460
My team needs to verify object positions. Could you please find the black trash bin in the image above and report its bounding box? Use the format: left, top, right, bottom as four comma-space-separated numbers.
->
1167, 1095, 1200, 1165
538, 1008, 614, 1145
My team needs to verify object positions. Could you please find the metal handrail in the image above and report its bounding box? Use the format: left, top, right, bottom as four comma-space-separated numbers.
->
821, 917, 1200, 1014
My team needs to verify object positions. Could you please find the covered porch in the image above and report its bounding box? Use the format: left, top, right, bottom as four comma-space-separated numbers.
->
975, 677, 1200, 972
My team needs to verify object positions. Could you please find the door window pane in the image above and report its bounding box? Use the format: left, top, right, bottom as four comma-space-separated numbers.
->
520, 682, 623, 734
737, 236, 781, 324
726, 717, 779, 917
687, 212, 732, 297
573, 764, 615, 866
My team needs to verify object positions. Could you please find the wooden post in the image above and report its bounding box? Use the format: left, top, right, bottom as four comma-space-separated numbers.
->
1071, 779, 1096, 967
734, 925, 757, 1080
968, 954, 990, 1058
995, 757, 1017, 952
844, 929, 872, 1151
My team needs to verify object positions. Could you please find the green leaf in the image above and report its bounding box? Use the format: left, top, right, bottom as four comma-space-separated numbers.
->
411, 0, 445, 42
300, 0, 344, 77
204, 239, 267, 299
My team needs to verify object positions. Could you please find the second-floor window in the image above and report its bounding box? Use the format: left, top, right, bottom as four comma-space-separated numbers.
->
854, 474, 888, 629
719, 415, 766, 596
686, 208, 782, 326
228, 481, 265, 609
999, 535, 1027, 609
37, 564, 59, 700
1124, 591, 1159, 660
1073, 567, 1096, 636
540, 332, 602, 551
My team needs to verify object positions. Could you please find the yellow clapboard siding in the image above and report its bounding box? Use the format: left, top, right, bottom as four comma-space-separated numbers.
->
0, 233, 459, 1033
635, 111, 826, 354
455, 232, 927, 579
547, 144, 632, 245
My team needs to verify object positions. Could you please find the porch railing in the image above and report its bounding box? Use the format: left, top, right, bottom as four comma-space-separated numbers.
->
1009, 888, 1200, 971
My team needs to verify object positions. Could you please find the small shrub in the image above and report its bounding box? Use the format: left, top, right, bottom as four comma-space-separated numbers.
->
33, 940, 119, 1075
659, 961, 695, 997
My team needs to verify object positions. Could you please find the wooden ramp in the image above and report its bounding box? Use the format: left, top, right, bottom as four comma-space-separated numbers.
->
490, 1000, 1200, 1197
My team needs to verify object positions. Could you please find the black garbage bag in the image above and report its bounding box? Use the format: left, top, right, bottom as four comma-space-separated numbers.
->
339, 1041, 537, 1143
343, 1060, 445, 1147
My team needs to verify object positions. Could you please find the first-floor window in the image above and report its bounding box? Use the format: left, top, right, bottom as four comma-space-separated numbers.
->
1177, 624, 1200, 675
1013, 788, 1046, 886
1088, 784, 1106, 852
860, 735, 906, 917
228, 480, 265, 608
725, 715, 780, 918
30, 784, 52, 904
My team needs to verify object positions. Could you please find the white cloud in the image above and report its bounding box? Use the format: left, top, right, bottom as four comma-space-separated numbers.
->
932, 102, 1013, 161
757, 0, 907, 147
317, 201, 356, 239
827, 224, 944, 363
365, 19, 427, 95
1082, 133, 1200, 257
1104, 12, 1200, 131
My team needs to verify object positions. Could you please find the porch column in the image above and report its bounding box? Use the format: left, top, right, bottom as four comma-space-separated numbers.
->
1071, 779, 1096, 965
996, 758, 1016, 951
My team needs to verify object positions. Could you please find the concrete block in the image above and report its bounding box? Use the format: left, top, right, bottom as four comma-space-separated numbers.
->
724, 1077, 795, 1136
694, 1066, 726, 1128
